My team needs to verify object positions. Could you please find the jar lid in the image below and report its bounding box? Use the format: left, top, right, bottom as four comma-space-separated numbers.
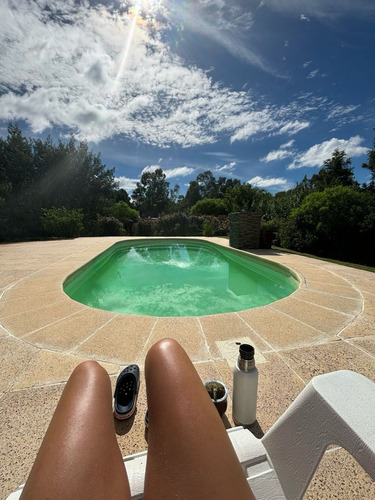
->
239, 344, 254, 360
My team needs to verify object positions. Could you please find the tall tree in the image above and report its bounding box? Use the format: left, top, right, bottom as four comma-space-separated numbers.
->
132, 168, 170, 217
184, 180, 201, 210
196, 170, 217, 199
310, 149, 358, 191
362, 132, 375, 189
0, 124, 118, 239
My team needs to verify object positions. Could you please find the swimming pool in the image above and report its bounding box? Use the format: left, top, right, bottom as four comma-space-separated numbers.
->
64, 239, 299, 317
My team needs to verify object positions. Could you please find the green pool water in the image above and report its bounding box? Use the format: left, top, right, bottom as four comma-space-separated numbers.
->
64, 239, 298, 317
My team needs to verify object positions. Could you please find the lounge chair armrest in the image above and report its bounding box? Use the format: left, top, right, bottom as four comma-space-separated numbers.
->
262, 370, 375, 500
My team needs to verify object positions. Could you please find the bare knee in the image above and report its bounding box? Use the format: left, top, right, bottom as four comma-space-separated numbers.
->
145, 338, 188, 378
71, 360, 109, 383
146, 338, 180, 363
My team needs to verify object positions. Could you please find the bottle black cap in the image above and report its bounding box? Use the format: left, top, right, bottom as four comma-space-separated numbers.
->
239, 344, 254, 360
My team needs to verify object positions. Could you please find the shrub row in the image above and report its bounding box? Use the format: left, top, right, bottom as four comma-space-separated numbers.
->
132, 213, 229, 237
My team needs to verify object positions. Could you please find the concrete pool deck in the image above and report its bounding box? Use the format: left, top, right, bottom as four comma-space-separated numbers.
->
1, 236, 375, 499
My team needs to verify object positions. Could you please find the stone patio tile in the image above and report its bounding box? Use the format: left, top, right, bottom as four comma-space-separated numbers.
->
1, 299, 85, 337
271, 297, 355, 334
292, 289, 362, 316
26, 308, 117, 351
299, 271, 351, 286
304, 447, 375, 499
238, 307, 326, 349
338, 275, 375, 295
75, 314, 157, 365
199, 312, 270, 358
0, 290, 62, 318
349, 335, 375, 358
0, 384, 64, 500
140, 317, 210, 363
363, 291, 375, 318
0, 324, 8, 337
3, 275, 64, 299
0, 336, 39, 392
0, 270, 34, 289
278, 340, 375, 383
255, 352, 305, 435
307, 281, 360, 298
340, 313, 375, 338
12, 350, 118, 390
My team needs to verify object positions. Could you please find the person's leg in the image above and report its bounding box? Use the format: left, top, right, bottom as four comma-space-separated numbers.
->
21, 360, 131, 500
144, 338, 255, 500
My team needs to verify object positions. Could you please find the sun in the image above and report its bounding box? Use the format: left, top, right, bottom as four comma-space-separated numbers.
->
132, 0, 163, 15
121, 0, 164, 26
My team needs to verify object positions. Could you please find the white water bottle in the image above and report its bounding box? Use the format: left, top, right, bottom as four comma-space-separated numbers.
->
232, 344, 258, 425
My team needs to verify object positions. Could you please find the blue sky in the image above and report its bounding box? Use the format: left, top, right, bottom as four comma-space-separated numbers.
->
1, 0, 374, 195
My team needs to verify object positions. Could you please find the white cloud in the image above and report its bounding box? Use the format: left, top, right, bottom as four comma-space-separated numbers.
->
163, 167, 195, 178
0, 1, 366, 152
261, 139, 295, 162
300, 14, 310, 21
214, 161, 237, 172
261, 149, 293, 162
278, 120, 310, 135
141, 165, 194, 178
288, 135, 368, 169
303, 61, 312, 68
162, 0, 274, 75
327, 104, 361, 120
307, 69, 319, 79
248, 176, 290, 188
203, 152, 237, 160
0, 1, 299, 147
142, 165, 160, 174
115, 176, 139, 192
281, 139, 295, 148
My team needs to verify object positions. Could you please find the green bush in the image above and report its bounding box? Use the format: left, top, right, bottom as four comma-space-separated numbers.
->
91, 216, 126, 236
133, 219, 157, 236
190, 198, 228, 216
40, 206, 84, 238
201, 215, 229, 236
155, 213, 191, 236
279, 186, 375, 265
133, 214, 229, 237
110, 201, 139, 224
203, 222, 214, 236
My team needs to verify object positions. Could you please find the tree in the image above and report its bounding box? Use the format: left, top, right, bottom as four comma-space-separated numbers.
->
40, 206, 84, 238
132, 168, 170, 217
196, 171, 217, 198
0, 124, 119, 239
280, 186, 375, 265
217, 177, 241, 198
310, 149, 358, 191
184, 180, 202, 210
115, 188, 132, 205
0, 123, 34, 192
224, 184, 271, 216
190, 198, 228, 216
273, 177, 312, 220
169, 184, 182, 212
110, 201, 139, 225
362, 132, 375, 189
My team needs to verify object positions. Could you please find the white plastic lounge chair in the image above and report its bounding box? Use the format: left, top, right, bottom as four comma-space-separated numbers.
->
7, 370, 375, 500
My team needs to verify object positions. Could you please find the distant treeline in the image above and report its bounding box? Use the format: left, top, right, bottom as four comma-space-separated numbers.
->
1, 123, 375, 265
